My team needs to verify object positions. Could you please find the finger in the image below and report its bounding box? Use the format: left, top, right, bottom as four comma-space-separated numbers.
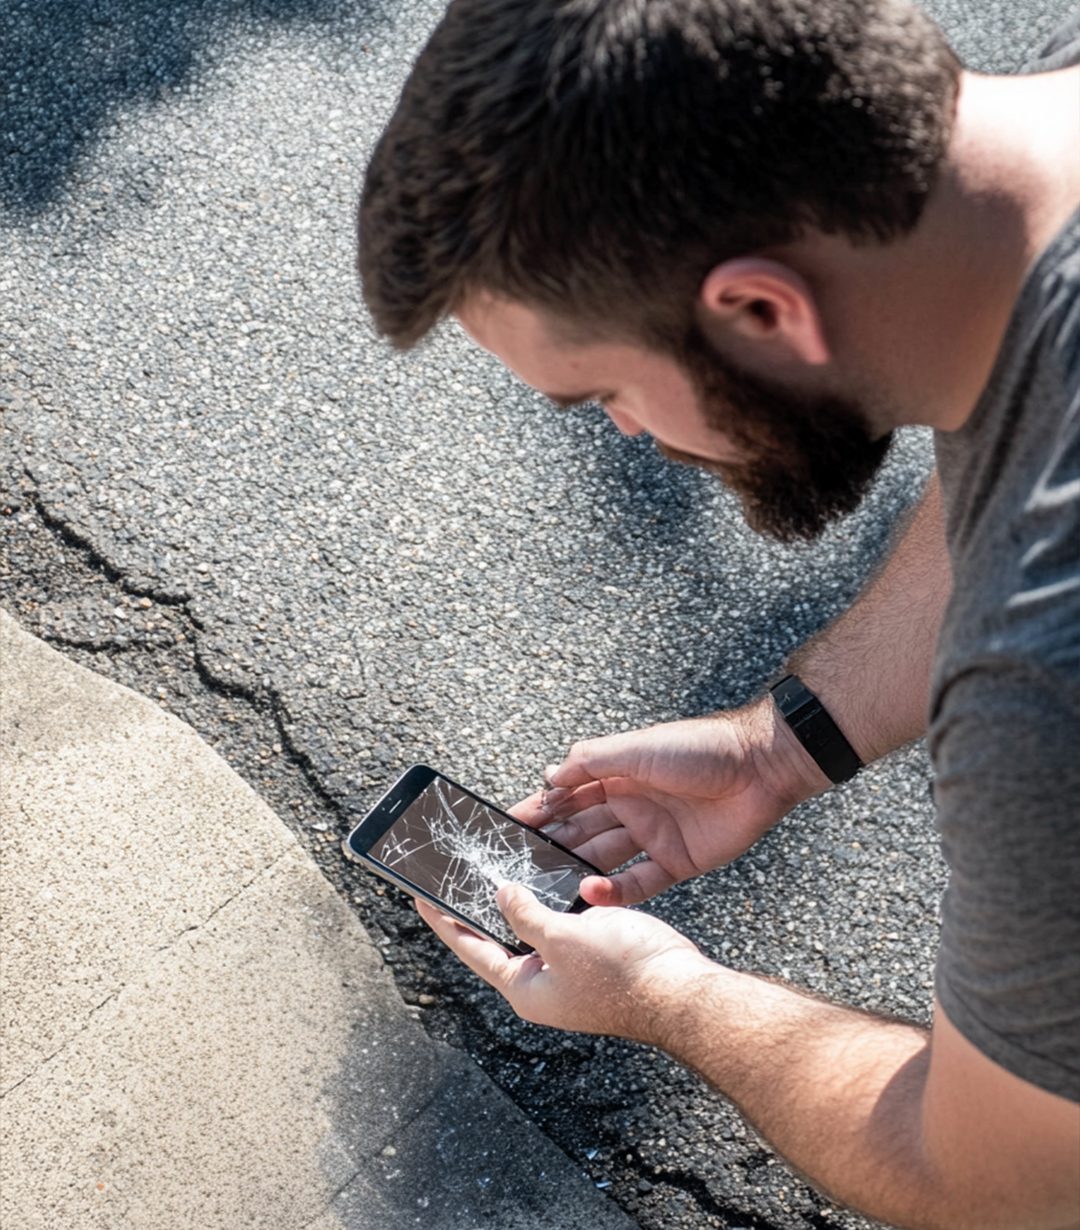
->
579, 875, 619, 906
509, 780, 607, 829
540, 799, 624, 849
414, 898, 521, 986
541, 779, 607, 820
544, 730, 648, 790
581, 858, 676, 907
496, 883, 559, 947
572, 826, 643, 873
507, 789, 548, 827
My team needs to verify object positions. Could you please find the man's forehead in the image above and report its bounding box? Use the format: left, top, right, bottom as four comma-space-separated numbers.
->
455, 297, 565, 400
456, 293, 651, 378
456, 292, 555, 351
455, 293, 702, 418
461, 296, 573, 375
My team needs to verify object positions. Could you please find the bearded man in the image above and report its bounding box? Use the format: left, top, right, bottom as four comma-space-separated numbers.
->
357, 3, 1080, 1225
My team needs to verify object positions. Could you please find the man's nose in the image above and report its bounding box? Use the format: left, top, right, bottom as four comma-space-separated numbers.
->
606, 407, 646, 437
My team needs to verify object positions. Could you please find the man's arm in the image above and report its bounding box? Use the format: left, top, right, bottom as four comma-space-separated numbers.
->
523, 472, 951, 904
420, 888, 1080, 1230
656, 972, 1079, 1230
786, 468, 950, 763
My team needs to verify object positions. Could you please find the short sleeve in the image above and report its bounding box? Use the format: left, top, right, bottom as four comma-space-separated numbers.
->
932, 659, 1080, 1100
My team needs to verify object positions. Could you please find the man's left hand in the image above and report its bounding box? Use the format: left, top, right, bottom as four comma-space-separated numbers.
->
415, 885, 710, 1040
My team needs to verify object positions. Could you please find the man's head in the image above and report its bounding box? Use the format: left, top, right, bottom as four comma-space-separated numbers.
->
458, 292, 893, 540
358, 0, 960, 539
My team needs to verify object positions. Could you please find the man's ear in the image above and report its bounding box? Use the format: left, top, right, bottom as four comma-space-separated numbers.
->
698, 258, 830, 367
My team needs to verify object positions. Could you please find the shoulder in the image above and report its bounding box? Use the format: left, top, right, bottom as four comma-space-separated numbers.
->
934, 212, 1080, 677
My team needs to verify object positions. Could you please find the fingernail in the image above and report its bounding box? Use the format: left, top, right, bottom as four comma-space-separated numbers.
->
539, 821, 564, 838
543, 764, 561, 786
540, 788, 568, 819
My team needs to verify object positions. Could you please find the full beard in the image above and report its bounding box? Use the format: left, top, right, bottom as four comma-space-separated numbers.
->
664, 326, 893, 543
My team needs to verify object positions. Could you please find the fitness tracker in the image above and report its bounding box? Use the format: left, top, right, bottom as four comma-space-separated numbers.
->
769, 674, 863, 785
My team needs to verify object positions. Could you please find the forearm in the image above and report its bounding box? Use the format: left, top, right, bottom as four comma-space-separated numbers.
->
648, 963, 947, 1229
787, 470, 951, 763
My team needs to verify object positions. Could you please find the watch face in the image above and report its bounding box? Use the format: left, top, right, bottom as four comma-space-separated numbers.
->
770, 674, 813, 715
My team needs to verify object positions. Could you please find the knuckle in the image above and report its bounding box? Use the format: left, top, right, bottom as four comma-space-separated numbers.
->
550, 817, 577, 841
567, 739, 591, 764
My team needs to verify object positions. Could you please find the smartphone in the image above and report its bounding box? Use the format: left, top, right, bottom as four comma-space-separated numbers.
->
343, 763, 601, 954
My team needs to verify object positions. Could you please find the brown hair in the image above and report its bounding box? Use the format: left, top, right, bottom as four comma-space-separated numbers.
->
358, 0, 960, 350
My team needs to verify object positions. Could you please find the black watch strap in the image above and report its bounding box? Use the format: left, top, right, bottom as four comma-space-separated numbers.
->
769, 674, 862, 785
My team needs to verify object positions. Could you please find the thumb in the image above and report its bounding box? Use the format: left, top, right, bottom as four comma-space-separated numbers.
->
496, 883, 553, 946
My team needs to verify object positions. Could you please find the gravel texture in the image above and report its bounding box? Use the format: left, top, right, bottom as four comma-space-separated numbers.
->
2, 2, 1075, 1227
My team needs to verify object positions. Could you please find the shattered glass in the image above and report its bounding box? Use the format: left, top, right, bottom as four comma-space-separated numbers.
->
371, 778, 592, 949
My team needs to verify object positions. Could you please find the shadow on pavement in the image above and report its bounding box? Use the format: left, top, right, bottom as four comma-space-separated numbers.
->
1, 0, 384, 216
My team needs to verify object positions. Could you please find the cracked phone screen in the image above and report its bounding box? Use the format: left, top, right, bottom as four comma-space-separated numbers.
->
370, 778, 592, 949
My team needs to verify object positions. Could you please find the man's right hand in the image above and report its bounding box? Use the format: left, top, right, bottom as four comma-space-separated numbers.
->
510, 696, 831, 906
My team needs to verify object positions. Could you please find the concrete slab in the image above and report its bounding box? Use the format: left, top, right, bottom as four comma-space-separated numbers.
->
1, 612, 292, 1093
0, 610, 636, 1230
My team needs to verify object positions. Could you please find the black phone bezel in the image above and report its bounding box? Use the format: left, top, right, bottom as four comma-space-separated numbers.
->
344, 763, 599, 955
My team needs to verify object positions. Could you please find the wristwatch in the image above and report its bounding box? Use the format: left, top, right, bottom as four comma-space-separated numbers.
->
769, 674, 862, 785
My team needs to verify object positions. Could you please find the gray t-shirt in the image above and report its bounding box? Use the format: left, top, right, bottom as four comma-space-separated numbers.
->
930, 185, 1080, 1104
929, 7, 1080, 1103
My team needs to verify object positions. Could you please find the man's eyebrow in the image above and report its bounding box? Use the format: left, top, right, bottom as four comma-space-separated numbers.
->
542, 391, 597, 410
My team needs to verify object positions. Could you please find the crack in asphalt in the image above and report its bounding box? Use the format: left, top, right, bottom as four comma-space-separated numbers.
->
1, 480, 820, 1230
21, 474, 347, 815
26, 476, 192, 608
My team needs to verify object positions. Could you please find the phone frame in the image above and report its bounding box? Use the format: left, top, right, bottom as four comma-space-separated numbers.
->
343, 763, 600, 955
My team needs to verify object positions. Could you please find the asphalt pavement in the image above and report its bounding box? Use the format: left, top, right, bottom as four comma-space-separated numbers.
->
2, 2, 1076, 1228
